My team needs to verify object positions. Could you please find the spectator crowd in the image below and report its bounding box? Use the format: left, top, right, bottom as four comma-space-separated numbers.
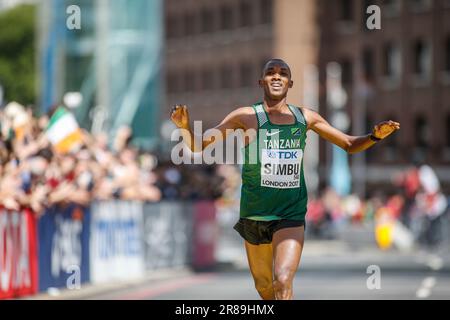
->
0, 102, 225, 217
305, 165, 449, 250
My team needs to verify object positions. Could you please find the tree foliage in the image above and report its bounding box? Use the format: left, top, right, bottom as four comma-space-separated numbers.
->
0, 4, 36, 106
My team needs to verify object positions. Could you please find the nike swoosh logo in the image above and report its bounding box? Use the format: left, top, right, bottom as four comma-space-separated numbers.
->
266, 130, 282, 136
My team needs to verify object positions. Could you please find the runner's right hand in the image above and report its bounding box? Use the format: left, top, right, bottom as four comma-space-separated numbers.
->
170, 104, 190, 129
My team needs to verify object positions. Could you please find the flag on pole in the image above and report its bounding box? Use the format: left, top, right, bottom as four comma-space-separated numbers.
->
46, 107, 83, 153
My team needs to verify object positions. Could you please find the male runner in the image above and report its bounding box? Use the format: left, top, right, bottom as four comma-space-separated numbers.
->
170, 59, 400, 300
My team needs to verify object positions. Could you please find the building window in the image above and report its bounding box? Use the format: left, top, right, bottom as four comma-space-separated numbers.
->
341, 59, 353, 86
445, 36, 450, 72
447, 114, 450, 148
166, 16, 176, 39
383, 42, 401, 79
167, 72, 183, 94
173, 72, 183, 94
259, 58, 269, 71
410, 0, 431, 12
383, 0, 401, 17
339, 0, 354, 22
362, 0, 376, 31
415, 116, 429, 148
365, 113, 375, 162
201, 68, 214, 91
201, 8, 214, 33
239, 1, 252, 27
167, 72, 174, 93
258, 57, 270, 76
184, 69, 195, 92
362, 48, 375, 80
239, 62, 253, 87
413, 40, 431, 80
413, 115, 430, 162
193, 71, 201, 92
365, 113, 373, 133
260, 0, 273, 25
220, 64, 232, 89
183, 13, 195, 36
220, 5, 233, 30
385, 114, 398, 161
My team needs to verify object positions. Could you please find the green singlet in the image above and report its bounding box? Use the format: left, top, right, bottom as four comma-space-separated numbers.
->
240, 102, 308, 222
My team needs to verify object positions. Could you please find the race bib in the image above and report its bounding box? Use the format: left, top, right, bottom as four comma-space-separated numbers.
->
261, 149, 302, 189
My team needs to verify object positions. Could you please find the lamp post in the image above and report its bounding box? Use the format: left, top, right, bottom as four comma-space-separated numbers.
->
327, 62, 351, 196
353, 78, 371, 198
303, 64, 319, 195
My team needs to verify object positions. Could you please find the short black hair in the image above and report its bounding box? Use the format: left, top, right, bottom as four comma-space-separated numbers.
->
261, 58, 291, 77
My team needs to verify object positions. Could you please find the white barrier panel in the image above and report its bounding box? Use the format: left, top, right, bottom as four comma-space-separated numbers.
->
90, 201, 145, 284
143, 202, 193, 270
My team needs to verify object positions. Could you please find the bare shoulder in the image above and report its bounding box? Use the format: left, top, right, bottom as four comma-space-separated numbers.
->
297, 105, 316, 116
233, 106, 254, 115
220, 106, 252, 117
215, 106, 256, 130
296, 106, 320, 129
230, 106, 257, 130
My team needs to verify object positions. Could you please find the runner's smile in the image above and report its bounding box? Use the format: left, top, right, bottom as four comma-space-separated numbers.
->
270, 82, 283, 91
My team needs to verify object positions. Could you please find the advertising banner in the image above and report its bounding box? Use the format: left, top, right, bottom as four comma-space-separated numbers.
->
143, 202, 193, 270
191, 201, 217, 270
0, 208, 38, 299
37, 205, 90, 291
90, 201, 145, 283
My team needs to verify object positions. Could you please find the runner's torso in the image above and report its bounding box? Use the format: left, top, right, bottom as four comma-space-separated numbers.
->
240, 102, 308, 221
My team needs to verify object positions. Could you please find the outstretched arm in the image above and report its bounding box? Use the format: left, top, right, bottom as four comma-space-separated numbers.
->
170, 104, 249, 152
303, 107, 400, 154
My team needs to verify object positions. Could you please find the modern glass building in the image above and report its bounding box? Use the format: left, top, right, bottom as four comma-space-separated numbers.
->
38, 0, 163, 150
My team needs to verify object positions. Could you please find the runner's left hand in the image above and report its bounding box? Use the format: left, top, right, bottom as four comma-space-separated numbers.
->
372, 120, 400, 140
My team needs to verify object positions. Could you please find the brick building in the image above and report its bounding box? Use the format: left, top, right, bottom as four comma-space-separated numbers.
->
318, 0, 450, 194
163, 0, 450, 194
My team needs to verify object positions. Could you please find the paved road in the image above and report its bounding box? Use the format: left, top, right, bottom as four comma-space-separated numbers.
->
25, 235, 450, 301
89, 269, 449, 300
85, 250, 450, 300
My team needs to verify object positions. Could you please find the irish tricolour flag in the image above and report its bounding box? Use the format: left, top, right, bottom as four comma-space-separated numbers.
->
46, 107, 83, 153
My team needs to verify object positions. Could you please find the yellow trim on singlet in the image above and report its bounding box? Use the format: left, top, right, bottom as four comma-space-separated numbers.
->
246, 215, 281, 221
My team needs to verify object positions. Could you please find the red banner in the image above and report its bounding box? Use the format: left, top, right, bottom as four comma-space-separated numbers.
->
191, 201, 217, 270
0, 208, 38, 299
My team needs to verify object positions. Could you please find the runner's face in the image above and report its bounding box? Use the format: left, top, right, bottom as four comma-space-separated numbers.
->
260, 62, 293, 100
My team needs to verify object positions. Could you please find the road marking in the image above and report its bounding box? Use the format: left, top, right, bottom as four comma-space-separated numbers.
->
416, 288, 431, 299
117, 273, 216, 300
416, 276, 436, 299
426, 255, 443, 271
422, 277, 436, 288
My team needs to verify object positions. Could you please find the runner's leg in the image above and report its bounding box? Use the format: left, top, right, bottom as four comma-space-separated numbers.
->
244, 241, 275, 300
272, 226, 305, 300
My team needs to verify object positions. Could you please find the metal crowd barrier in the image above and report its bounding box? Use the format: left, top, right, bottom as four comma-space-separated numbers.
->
0, 200, 217, 299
